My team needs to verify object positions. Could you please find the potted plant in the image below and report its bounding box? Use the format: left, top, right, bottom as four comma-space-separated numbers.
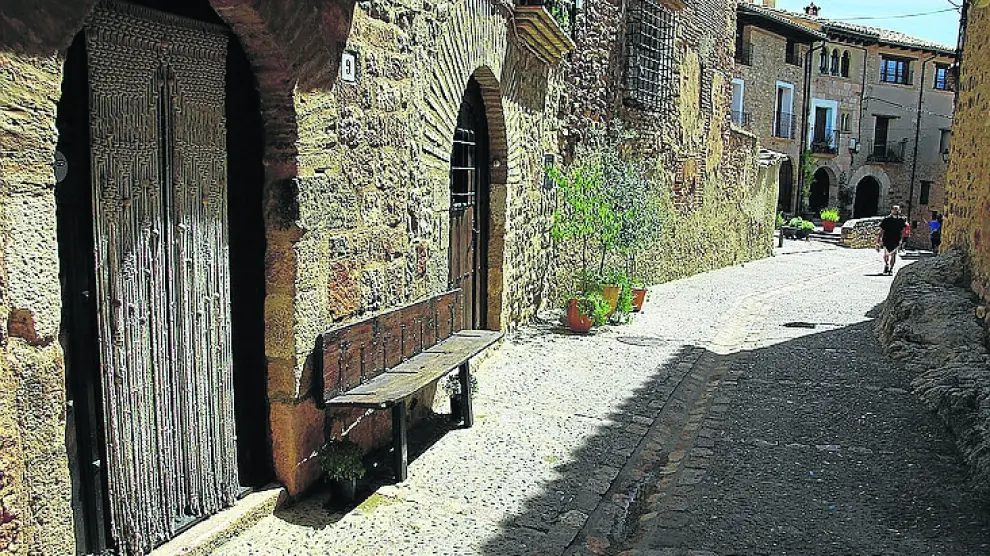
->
566, 291, 610, 333
548, 157, 621, 332
442, 373, 478, 423
318, 438, 366, 503
820, 208, 840, 232
603, 268, 635, 322
800, 219, 815, 239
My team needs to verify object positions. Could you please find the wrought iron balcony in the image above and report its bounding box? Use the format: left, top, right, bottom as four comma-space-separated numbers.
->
514, 0, 576, 63
811, 130, 840, 154
773, 112, 796, 139
867, 140, 907, 164
732, 110, 753, 128
735, 41, 753, 66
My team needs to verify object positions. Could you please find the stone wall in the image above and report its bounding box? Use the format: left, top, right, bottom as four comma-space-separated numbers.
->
876, 250, 990, 489
839, 217, 882, 248
945, 2, 990, 305
553, 0, 777, 293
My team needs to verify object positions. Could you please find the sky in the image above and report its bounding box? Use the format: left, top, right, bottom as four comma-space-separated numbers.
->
774, 0, 962, 48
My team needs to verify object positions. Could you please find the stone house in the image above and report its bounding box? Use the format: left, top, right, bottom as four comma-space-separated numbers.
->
770, 4, 957, 229
733, 1, 826, 214
0, 0, 778, 554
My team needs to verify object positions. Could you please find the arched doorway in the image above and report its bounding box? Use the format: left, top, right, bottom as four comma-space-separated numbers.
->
448, 78, 491, 330
56, 2, 271, 552
854, 176, 881, 218
809, 167, 831, 213
778, 159, 794, 212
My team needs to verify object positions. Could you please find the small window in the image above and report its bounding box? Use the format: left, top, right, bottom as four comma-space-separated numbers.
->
840, 112, 852, 132
880, 56, 912, 85
934, 63, 952, 90
841, 51, 850, 77
820, 48, 829, 74
785, 39, 801, 66
831, 50, 840, 75
624, 0, 677, 111
919, 181, 932, 206
939, 129, 951, 155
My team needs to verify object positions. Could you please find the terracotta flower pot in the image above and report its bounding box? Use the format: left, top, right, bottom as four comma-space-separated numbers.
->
823, 220, 836, 232
632, 288, 647, 312
567, 298, 594, 333
601, 285, 621, 316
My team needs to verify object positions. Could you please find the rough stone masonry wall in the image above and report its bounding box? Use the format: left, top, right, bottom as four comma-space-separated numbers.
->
877, 249, 990, 489
944, 2, 990, 306
284, 0, 562, 494
552, 0, 776, 295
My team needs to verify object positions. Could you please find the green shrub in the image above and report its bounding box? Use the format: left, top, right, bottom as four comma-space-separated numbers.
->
820, 208, 840, 222
572, 291, 610, 327
801, 220, 815, 231
603, 268, 634, 320
776, 212, 786, 229
789, 216, 804, 227
318, 438, 366, 481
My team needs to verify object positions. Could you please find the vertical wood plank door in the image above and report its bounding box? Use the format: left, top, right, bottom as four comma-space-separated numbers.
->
448, 79, 490, 330
85, 3, 237, 552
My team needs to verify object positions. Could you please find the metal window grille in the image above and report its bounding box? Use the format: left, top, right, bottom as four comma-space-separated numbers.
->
624, 0, 676, 111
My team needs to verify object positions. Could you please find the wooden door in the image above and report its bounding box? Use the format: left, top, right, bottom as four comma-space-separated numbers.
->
874, 116, 891, 156
814, 107, 829, 143
448, 80, 490, 330
85, 3, 237, 552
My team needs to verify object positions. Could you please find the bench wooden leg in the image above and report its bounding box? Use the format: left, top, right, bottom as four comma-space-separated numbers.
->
459, 361, 473, 428
392, 402, 408, 482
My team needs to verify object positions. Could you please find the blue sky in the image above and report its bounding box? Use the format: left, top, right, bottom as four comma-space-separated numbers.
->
774, 0, 962, 48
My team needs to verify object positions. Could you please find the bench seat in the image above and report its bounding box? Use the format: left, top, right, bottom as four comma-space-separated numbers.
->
325, 330, 503, 410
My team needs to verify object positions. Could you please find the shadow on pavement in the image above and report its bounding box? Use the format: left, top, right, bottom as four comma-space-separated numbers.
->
475, 321, 990, 556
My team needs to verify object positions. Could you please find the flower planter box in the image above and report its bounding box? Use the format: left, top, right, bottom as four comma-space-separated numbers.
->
512, 5, 575, 64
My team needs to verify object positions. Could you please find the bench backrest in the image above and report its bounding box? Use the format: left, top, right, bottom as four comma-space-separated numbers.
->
319, 289, 464, 402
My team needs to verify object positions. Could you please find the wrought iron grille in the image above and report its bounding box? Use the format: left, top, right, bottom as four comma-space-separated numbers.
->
735, 41, 753, 66
811, 130, 840, 154
624, 0, 676, 111
867, 139, 907, 163
732, 110, 752, 128
773, 112, 796, 139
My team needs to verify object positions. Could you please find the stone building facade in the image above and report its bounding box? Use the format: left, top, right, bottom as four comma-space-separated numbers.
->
733, 2, 825, 214
0, 0, 779, 553
769, 5, 956, 231
944, 0, 990, 303
557, 0, 781, 288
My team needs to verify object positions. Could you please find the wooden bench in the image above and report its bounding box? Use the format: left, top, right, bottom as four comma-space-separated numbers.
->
317, 289, 502, 481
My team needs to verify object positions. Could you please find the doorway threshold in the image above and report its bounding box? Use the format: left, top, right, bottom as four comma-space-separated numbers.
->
149, 485, 286, 556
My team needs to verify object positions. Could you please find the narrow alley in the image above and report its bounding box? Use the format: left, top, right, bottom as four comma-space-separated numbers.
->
213, 243, 990, 556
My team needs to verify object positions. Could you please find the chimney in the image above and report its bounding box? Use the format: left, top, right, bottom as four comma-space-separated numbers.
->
804, 2, 820, 16
763, 0, 777, 7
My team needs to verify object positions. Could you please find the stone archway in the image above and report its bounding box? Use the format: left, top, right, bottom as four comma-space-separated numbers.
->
810, 168, 832, 213
849, 166, 892, 215
854, 176, 881, 217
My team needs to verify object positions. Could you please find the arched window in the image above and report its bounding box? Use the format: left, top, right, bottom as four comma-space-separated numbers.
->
831, 50, 840, 75
820, 48, 829, 74
841, 51, 851, 77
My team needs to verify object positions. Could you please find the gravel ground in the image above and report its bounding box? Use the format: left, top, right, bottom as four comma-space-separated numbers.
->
215, 242, 989, 555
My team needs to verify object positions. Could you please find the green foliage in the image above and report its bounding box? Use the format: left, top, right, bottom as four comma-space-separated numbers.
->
789, 216, 805, 227
820, 208, 840, 222
318, 438, 366, 481
572, 291, 610, 327
603, 268, 634, 320
776, 212, 786, 229
801, 220, 815, 231
800, 150, 815, 211
548, 160, 622, 275
549, 1, 571, 33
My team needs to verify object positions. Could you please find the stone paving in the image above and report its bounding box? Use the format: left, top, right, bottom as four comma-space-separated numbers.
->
215, 242, 990, 555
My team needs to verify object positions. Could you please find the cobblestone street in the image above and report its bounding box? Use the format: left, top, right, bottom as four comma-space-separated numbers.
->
216, 242, 990, 555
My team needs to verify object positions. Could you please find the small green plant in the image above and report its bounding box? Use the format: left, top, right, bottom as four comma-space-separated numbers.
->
801, 220, 815, 231
820, 208, 840, 223
603, 268, 634, 321
789, 216, 805, 227
776, 212, 786, 229
442, 373, 478, 396
573, 291, 610, 327
318, 438, 366, 482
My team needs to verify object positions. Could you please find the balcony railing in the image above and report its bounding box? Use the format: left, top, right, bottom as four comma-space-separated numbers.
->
773, 112, 796, 139
811, 130, 840, 154
735, 41, 753, 66
867, 140, 907, 164
731, 110, 752, 128
513, 0, 576, 63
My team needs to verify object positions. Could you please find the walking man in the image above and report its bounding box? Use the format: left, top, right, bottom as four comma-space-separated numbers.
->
877, 205, 907, 275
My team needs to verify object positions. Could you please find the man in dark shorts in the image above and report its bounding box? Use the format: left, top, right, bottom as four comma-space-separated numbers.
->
877, 205, 907, 275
